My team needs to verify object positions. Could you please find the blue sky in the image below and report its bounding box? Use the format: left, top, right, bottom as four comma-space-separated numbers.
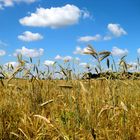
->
0, 0, 140, 67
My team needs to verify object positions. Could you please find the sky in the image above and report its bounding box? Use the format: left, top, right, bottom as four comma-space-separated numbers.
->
0, 0, 140, 68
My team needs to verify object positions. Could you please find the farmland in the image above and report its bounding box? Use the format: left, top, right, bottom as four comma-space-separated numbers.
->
0, 46, 140, 140
0, 78, 140, 140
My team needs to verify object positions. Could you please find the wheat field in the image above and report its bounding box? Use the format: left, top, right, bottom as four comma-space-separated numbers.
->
0, 78, 140, 140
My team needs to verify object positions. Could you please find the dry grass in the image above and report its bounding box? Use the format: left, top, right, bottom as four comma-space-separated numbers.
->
0, 79, 140, 140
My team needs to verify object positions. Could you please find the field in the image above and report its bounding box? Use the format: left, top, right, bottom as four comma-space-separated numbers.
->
0, 47, 140, 140
0, 79, 140, 140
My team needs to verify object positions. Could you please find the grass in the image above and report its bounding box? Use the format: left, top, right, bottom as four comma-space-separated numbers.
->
0, 79, 140, 140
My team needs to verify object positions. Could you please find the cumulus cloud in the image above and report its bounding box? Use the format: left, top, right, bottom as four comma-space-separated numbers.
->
78, 34, 102, 42
107, 23, 127, 37
0, 0, 36, 9
79, 62, 91, 68
73, 46, 95, 55
0, 49, 6, 56
19, 4, 90, 28
63, 56, 72, 62
55, 55, 63, 60
4, 61, 19, 68
73, 46, 83, 54
111, 46, 128, 57
78, 23, 127, 43
18, 31, 43, 42
44, 60, 55, 66
54, 55, 72, 62
13, 46, 44, 57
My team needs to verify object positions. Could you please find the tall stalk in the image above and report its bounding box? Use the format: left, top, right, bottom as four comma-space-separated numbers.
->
111, 54, 117, 72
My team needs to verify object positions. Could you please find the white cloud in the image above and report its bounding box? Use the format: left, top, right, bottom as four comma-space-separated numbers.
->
19, 4, 90, 28
0, 50, 6, 56
107, 23, 127, 37
79, 62, 91, 68
54, 54, 72, 62
83, 47, 94, 54
75, 57, 80, 61
103, 35, 112, 41
18, 31, 43, 42
74, 46, 95, 55
79, 62, 88, 67
73, 46, 83, 54
44, 60, 55, 66
111, 47, 128, 57
81, 9, 91, 19
78, 34, 102, 42
0, 0, 36, 9
78, 23, 127, 42
55, 55, 63, 60
13, 46, 44, 57
63, 56, 72, 62
137, 48, 140, 55
4, 61, 19, 68
127, 62, 137, 72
